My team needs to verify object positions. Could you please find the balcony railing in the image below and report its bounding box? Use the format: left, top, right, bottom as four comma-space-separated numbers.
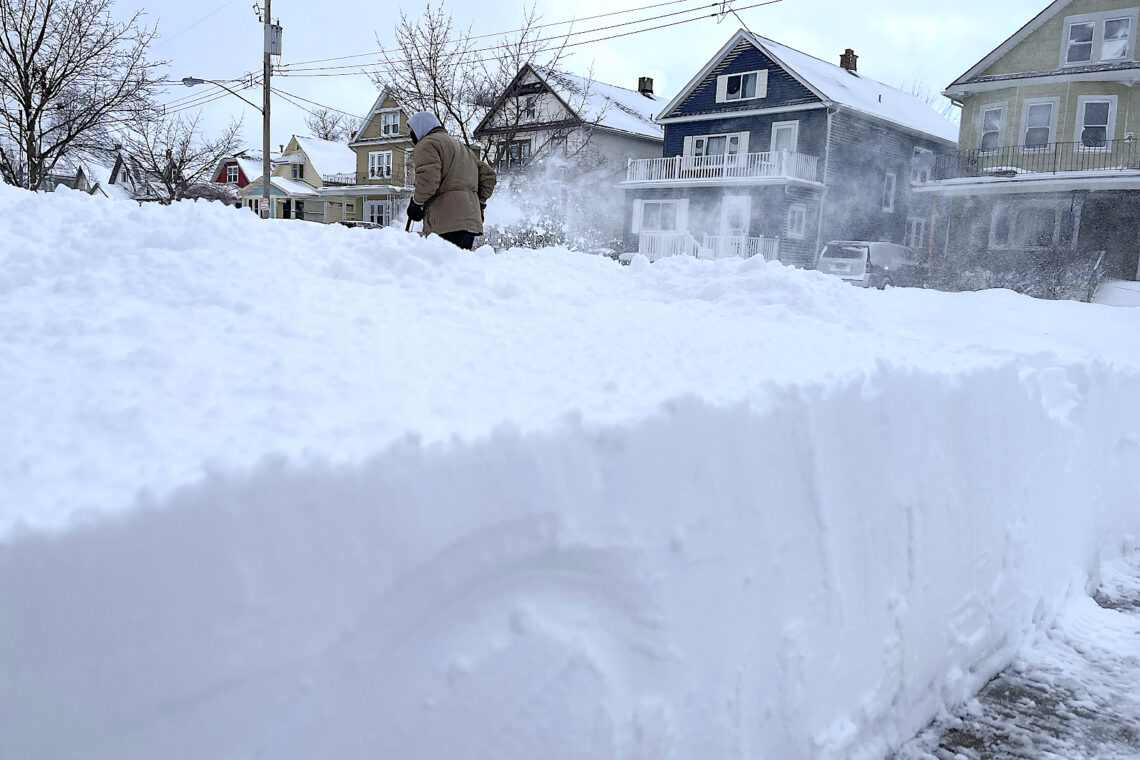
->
638, 232, 780, 262
627, 151, 819, 184
322, 172, 356, 186
930, 138, 1140, 181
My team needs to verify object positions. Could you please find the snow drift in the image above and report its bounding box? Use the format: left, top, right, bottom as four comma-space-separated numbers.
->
2, 186, 1139, 759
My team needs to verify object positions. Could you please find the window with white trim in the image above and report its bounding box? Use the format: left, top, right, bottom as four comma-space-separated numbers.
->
366, 200, 392, 226
771, 121, 799, 153
904, 216, 926, 249
786, 204, 807, 240
639, 200, 683, 231
715, 70, 769, 102
990, 202, 1058, 249
1021, 98, 1058, 150
691, 132, 747, 158
881, 172, 896, 213
1062, 10, 1138, 66
380, 112, 400, 136
368, 151, 393, 179
911, 147, 933, 184
226, 165, 239, 183
523, 95, 538, 121
979, 104, 1006, 152
1077, 96, 1116, 148
292, 163, 304, 180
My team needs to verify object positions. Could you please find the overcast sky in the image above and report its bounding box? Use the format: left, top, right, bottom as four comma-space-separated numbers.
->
136, 0, 1050, 149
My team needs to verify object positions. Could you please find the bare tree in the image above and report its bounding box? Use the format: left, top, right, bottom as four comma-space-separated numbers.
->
304, 107, 352, 142
121, 109, 243, 202
904, 78, 960, 123
0, 0, 164, 189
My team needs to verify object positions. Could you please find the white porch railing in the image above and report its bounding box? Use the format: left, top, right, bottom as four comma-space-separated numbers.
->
626, 151, 818, 184
322, 172, 356, 186
638, 233, 780, 262
700, 235, 780, 261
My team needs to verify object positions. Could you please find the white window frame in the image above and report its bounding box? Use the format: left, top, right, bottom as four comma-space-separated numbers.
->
904, 216, 927, 249
1019, 97, 1060, 152
225, 165, 239, 184
380, 111, 400, 136
685, 132, 750, 159
631, 198, 689, 233
1061, 9, 1139, 67
770, 121, 799, 153
715, 70, 769, 103
368, 150, 393, 179
978, 102, 1007, 153
720, 195, 751, 237
882, 172, 897, 213
989, 201, 1060, 250
910, 147, 933, 184
291, 162, 304, 180
365, 200, 392, 226
1075, 95, 1118, 150
786, 204, 807, 240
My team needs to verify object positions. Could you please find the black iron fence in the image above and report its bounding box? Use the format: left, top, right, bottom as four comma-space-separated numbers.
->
931, 138, 1140, 181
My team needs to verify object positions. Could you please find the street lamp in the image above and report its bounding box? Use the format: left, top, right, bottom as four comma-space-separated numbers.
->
183, 74, 271, 218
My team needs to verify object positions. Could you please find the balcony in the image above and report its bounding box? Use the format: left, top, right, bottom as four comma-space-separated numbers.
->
930, 138, 1140, 182
626, 151, 819, 185
637, 232, 780, 262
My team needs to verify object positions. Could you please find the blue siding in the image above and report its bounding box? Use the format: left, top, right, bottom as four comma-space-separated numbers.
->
663, 109, 828, 163
666, 41, 820, 118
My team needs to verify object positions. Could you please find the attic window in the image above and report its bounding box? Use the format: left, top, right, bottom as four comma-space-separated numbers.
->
1062, 10, 1137, 66
380, 112, 400, 136
524, 95, 538, 121
226, 165, 239, 183
716, 70, 768, 103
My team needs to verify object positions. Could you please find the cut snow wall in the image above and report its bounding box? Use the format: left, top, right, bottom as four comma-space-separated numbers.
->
3, 359, 1139, 760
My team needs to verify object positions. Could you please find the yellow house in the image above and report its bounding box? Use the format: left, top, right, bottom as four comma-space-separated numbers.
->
331, 89, 415, 226
239, 135, 357, 221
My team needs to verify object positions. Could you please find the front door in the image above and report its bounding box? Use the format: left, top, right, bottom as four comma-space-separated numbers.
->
366, 200, 392, 227
721, 195, 751, 237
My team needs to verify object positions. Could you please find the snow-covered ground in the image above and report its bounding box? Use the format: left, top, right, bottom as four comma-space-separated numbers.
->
2, 185, 1140, 759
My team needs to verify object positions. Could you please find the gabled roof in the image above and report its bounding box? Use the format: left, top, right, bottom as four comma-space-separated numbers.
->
949, 0, 1074, 88
657, 29, 958, 144
350, 88, 403, 144
291, 135, 356, 177
240, 175, 320, 196
474, 64, 666, 141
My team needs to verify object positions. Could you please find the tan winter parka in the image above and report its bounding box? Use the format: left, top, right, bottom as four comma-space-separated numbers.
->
411, 127, 497, 236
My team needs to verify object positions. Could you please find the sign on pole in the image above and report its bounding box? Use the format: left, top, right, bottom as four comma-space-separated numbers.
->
259, 197, 270, 211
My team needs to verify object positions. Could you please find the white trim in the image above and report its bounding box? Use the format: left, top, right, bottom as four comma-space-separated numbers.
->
978, 101, 1008, 152
915, 169, 1140, 195
1075, 94, 1118, 148
657, 103, 827, 124
1060, 9, 1139, 68
945, 66, 1140, 98
715, 70, 769, 103
904, 216, 926, 249
637, 198, 689, 232
720, 195, 751, 236
1018, 96, 1060, 150
771, 120, 799, 152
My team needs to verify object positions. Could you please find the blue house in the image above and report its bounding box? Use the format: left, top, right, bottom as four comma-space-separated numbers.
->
621, 30, 958, 265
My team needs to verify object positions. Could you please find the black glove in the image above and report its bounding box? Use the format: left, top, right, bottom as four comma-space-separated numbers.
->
480, 202, 486, 222
407, 199, 425, 222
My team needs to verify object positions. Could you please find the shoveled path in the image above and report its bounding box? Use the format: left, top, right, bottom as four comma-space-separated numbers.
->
893, 550, 1140, 760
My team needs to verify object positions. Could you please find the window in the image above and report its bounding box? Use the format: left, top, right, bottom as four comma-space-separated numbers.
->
295, 200, 305, 219
366, 200, 391, 226
523, 95, 538, 121
1021, 99, 1057, 150
1077, 96, 1116, 148
786, 204, 807, 240
882, 172, 896, 213
979, 104, 1006, 152
715, 70, 769, 102
1062, 11, 1138, 66
771, 121, 799, 153
641, 200, 681, 231
990, 203, 1058, 249
498, 140, 531, 171
368, 151, 393, 179
693, 133, 746, 157
904, 216, 926, 249
225, 165, 239, 184
292, 163, 304, 180
911, 147, 933, 184
380, 112, 400, 136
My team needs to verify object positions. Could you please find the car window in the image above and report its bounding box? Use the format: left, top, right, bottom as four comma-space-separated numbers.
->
822, 245, 868, 260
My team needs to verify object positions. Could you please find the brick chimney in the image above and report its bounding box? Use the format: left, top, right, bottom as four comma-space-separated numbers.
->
840, 49, 858, 73
638, 77, 654, 97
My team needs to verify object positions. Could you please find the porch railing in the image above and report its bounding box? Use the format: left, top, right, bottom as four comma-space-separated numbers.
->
627, 151, 819, 184
322, 172, 356, 186
355, 165, 414, 187
930, 138, 1140, 181
638, 232, 780, 262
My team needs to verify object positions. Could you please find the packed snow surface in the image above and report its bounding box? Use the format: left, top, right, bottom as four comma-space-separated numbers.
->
2, 185, 1140, 760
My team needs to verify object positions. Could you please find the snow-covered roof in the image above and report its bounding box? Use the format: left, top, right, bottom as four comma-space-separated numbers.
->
241, 175, 320, 196
743, 32, 958, 144
292, 136, 356, 177
537, 68, 665, 141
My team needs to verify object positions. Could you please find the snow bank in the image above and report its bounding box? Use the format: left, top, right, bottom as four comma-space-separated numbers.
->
2, 185, 1140, 759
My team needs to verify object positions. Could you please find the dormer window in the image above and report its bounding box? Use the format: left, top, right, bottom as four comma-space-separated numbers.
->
715, 70, 768, 103
226, 165, 239, 184
1062, 10, 1137, 66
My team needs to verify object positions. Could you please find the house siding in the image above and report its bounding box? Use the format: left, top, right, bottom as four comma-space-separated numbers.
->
671, 40, 820, 117
821, 110, 942, 248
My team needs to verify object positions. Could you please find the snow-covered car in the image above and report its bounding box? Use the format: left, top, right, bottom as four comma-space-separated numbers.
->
816, 241, 926, 289
338, 221, 383, 230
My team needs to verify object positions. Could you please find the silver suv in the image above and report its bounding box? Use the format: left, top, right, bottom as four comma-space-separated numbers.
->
816, 241, 926, 289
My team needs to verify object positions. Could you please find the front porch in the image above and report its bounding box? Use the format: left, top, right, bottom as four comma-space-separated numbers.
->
636, 232, 780, 262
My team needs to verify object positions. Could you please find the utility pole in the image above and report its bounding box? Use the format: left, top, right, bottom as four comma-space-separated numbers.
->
261, 0, 273, 219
